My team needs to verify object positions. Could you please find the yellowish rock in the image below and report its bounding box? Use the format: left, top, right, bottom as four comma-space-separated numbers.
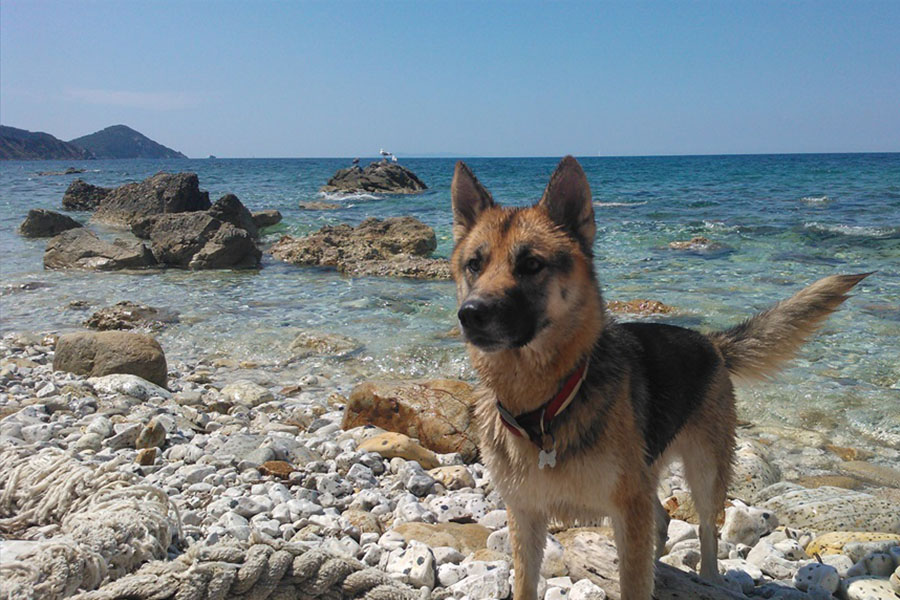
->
343, 509, 384, 535
468, 548, 509, 562
429, 466, 476, 490
359, 432, 439, 469
393, 522, 490, 555
135, 447, 157, 465
806, 531, 900, 557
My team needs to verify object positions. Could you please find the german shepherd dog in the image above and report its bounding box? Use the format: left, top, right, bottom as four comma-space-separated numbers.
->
449, 156, 868, 600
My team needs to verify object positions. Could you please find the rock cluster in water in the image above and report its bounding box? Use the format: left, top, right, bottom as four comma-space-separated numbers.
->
2, 331, 899, 599
30, 172, 285, 271
321, 161, 428, 195
270, 216, 451, 279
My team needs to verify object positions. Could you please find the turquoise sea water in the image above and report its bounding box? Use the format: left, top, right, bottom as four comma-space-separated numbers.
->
1, 154, 898, 451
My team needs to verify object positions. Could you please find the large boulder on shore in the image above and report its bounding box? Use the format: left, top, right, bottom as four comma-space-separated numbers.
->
62, 179, 111, 210
92, 172, 211, 226
43, 229, 156, 271
343, 379, 479, 462
19, 209, 83, 238
209, 193, 259, 238
321, 161, 427, 194
53, 331, 168, 387
270, 216, 450, 279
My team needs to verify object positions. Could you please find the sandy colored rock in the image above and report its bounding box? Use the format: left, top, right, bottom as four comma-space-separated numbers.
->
429, 466, 476, 490
826, 444, 874, 462
135, 447, 157, 465
53, 331, 167, 387
607, 299, 676, 315
344, 379, 478, 462
270, 216, 450, 280
259, 460, 294, 479
343, 509, 384, 535
793, 474, 863, 490
358, 432, 439, 469
806, 532, 900, 557
135, 418, 166, 449
392, 522, 490, 555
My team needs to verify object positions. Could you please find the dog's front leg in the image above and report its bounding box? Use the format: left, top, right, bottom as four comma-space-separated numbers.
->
508, 506, 547, 600
612, 490, 656, 600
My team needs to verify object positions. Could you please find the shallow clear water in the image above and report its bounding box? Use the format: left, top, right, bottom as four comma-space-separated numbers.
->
1, 154, 898, 450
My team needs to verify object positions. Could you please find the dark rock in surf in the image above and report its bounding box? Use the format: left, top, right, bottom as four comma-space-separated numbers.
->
321, 161, 427, 194
19, 209, 83, 238
62, 179, 111, 210
92, 172, 211, 226
43, 229, 156, 271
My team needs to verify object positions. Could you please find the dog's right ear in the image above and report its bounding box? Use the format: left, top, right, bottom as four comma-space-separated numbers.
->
451, 161, 494, 242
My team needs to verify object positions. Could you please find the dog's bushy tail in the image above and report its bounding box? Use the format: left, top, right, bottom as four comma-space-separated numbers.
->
708, 273, 871, 381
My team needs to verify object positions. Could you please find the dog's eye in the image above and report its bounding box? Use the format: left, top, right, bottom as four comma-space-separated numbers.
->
466, 257, 482, 275
519, 257, 544, 275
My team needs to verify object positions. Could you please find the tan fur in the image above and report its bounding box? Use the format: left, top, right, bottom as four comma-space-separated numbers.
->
450, 157, 868, 600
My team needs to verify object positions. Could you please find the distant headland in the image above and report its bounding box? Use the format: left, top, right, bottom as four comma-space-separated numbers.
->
0, 124, 187, 160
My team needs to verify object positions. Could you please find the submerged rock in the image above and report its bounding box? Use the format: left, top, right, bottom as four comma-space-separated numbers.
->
251, 209, 282, 228
607, 299, 676, 315
53, 330, 167, 387
19, 209, 83, 238
344, 379, 478, 462
270, 216, 450, 279
62, 179, 111, 210
84, 301, 179, 331
92, 172, 211, 226
321, 161, 427, 194
43, 229, 156, 271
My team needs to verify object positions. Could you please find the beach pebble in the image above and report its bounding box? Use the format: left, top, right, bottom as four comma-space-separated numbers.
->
220, 380, 273, 407
793, 562, 840, 593
428, 465, 476, 490
429, 492, 490, 523
747, 540, 798, 579
385, 541, 435, 589
88, 373, 171, 400
569, 579, 606, 600
449, 560, 511, 600
721, 500, 778, 546
722, 568, 755, 594
842, 576, 897, 600
729, 440, 782, 503
665, 518, 698, 552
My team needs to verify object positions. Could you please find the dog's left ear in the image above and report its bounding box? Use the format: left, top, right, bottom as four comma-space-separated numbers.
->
539, 156, 596, 255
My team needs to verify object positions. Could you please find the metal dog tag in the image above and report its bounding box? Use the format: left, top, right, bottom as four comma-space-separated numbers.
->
538, 448, 557, 469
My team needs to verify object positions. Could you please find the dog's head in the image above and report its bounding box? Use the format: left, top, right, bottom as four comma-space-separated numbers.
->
450, 156, 601, 354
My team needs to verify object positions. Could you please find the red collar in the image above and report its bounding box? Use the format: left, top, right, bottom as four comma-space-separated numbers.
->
496, 356, 589, 449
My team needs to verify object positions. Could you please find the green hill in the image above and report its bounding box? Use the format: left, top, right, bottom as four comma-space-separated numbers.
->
0, 125, 94, 160
69, 125, 187, 159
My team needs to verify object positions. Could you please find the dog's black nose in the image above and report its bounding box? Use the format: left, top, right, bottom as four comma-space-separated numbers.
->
458, 299, 491, 331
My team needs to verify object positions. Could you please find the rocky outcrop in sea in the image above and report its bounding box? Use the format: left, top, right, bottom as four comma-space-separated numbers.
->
270, 216, 451, 279
321, 161, 428, 195
18, 209, 83, 238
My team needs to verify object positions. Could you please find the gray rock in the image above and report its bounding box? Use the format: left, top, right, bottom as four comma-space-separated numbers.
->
44, 229, 156, 271
321, 161, 427, 195
63, 179, 111, 210
93, 172, 211, 226
19, 209, 83, 238
135, 418, 166, 449
252, 209, 282, 229
221, 380, 273, 407
208, 194, 258, 238
88, 374, 171, 400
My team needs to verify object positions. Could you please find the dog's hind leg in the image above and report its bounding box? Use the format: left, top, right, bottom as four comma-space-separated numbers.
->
654, 499, 670, 559
677, 393, 735, 582
508, 506, 547, 600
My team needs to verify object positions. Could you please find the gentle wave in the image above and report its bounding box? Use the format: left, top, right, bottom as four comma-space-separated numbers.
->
804, 222, 900, 238
318, 191, 382, 202
800, 195, 831, 204
593, 201, 647, 208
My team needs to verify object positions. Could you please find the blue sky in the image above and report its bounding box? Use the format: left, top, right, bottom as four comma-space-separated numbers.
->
2, 1, 898, 158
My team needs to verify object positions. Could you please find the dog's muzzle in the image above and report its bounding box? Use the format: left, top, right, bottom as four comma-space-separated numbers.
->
457, 296, 537, 350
